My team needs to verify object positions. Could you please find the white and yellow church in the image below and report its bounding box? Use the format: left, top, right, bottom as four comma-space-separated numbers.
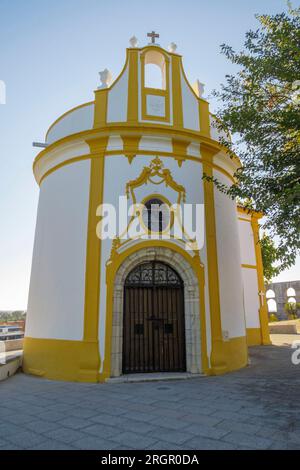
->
23, 34, 270, 382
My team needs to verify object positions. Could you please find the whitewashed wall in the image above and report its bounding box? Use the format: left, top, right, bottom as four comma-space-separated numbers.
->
214, 170, 246, 338
238, 218, 256, 266
242, 268, 260, 328
46, 104, 94, 144
181, 73, 199, 131
26, 160, 90, 340
107, 68, 129, 123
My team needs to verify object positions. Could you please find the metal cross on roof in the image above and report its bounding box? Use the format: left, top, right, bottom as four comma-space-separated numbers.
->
147, 31, 159, 44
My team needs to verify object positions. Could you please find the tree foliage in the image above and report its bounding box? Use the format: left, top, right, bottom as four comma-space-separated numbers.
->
260, 233, 281, 282
213, 4, 300, 272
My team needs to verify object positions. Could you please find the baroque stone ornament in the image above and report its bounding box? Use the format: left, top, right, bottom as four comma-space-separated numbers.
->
98, 68, 112, 89
129, 36, 138, 48
168, 42, 177, 53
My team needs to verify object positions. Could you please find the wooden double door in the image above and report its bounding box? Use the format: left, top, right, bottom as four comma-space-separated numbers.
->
122, 261, 186, 374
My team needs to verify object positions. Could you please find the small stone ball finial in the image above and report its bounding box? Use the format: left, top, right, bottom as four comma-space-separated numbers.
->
168, 42, 177, 53
129, 36, 138, 48
98, 69, 112, 89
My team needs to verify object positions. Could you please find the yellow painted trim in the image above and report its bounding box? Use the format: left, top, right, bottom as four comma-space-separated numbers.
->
238, 217, 251, 223
45, 102, 95, 141
100, 240, 209, 381
171, 55, 183, 128
121, 135, 141, 162
223, 336, 248, 372
33, 123, 232, 170
127, 49, 139, 124
199, 100, 210, 137
23, 337, 100, 382
241, 264, 257, 270
172, 138, 189, 167
93, 89, 108, 128
246, 328, 262, 346
37, 149, 236, 188
82, 137, 109, 377
141, 53, 170, 123
202, 147, 228, 374
251, 216, 271, 345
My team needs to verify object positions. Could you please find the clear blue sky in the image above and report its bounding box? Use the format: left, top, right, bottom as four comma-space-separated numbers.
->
0, 0, 299, 309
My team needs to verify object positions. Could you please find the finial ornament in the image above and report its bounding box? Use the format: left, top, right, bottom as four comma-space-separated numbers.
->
98, 68, 112, 89
147, 30, 159, 45
129, 36, 138, 48
168, 42, 177, 53
193, 79, 205, 98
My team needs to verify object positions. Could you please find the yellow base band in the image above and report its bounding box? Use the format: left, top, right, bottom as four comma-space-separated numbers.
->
23, 337, 100, 382
246, 328, 262, 346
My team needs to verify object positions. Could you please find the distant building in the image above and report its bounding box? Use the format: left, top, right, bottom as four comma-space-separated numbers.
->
266, 280, 300, 320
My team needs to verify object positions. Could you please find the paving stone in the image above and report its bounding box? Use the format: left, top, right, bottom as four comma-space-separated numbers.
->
222, 431, 273, 450
36, 411, 65, 422
30, 439, 77, 450
23, 419, 61, 434
83, 423, 121, 438
217, 419, 261, 435
5, 431, 48, 449
148, 427, 195, 445
150, 416, 191, 430
109, 431, 158, 449
182, 413, 222, 427
72, 436, 120, 450
44, 427, 89, 444
186, 436, 238, 450
58, 417, 92, 430
187, 423, 230, 440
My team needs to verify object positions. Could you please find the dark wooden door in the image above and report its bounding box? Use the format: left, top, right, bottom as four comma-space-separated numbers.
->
122, 261, 186, 374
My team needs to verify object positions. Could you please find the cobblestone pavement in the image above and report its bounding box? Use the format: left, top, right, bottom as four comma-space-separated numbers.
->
0, 344, 299, 450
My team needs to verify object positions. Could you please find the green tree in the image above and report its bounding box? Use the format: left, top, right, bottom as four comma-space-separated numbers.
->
213, 4, 300, 272
284, 301, 300, 319
260, 233, 281, 283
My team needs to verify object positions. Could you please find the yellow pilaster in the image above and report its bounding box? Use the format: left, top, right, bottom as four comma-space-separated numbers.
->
202, 146, 227, 374
251, 215, 271, 345
93, 89, 108, 128
82, 137, 109, 380
127, 49, 139, 124
199, 99, 210, 137
171, 55, 183, 128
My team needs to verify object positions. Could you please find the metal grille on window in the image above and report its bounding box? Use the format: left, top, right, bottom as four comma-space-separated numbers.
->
142, 198, 170, 233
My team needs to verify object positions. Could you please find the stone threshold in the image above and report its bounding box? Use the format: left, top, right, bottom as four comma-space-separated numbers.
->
106, 372, 204, 383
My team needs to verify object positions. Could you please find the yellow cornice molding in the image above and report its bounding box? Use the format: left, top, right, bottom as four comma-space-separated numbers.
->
37, 150, 236, 187
34, 124, 228, 167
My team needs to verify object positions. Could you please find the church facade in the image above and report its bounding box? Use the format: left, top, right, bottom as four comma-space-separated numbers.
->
23, 37, 270, 382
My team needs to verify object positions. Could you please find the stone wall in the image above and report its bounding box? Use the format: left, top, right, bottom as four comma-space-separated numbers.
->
266, 280, 300, 320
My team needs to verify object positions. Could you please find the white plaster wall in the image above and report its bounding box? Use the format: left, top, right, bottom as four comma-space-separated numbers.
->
214, 170, 246, 338
34, 141, 90, 184
107, 68, 129, 123
99, 154, 209, 369
181, 73, 199, 132
238, 219, 257, 265
242, 268, 260, 328
26, 160, 90, 340
46, 104, 94, 144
